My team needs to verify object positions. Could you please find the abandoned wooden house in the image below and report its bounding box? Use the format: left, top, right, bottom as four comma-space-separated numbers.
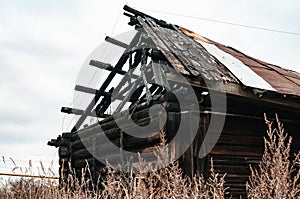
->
48, 6, 300, 197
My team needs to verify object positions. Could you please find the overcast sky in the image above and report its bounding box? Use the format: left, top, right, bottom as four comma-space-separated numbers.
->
0, 0, 299, 175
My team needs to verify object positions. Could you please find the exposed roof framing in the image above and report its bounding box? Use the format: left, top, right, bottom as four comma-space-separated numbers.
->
65, 5, 300, 132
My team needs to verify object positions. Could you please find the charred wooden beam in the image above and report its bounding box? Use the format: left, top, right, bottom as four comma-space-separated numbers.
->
123, 5, 153, 20
123, 12, 134, 18
89, 60, 121, 74
72, 57, 128, 132
95, 87, 113, 117
111, 80, 141, 102
61, 107, 84, 115
123, 5, 174, 29
71, 32, 144, 132
75, 85, 129, 102
110, 69, 141, 102
61, 107, 109, 118
139, 84, 160, 101
108, 44, 142, 102
75, 85, 104, 95
123, 132, 160, 149
89, 60, 138, 79
128, 85, 144, 104
105, 36, 129, 48
114, 80, 139, 113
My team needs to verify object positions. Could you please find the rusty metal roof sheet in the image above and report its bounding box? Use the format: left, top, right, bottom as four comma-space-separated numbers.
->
179, 27, 300, 97
196, 39, 276, 91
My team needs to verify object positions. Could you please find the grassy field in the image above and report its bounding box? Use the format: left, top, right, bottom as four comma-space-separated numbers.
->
0, 116, 299, 199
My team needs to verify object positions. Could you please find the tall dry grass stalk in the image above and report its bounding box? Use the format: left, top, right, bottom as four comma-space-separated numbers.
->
0, 159, 99, 199
100, 131, 228, 199
2, 116, 300, 198
0, 132, 227, 199
246, 115, 300, 199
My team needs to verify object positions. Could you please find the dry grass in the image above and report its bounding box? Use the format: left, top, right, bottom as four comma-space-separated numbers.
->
100, 132, 228, 199
0, 132, 227, 199
101, 160, 188, 198
246, 115, 300, 199
1, 116, 300, 198
100, 157, 227, 199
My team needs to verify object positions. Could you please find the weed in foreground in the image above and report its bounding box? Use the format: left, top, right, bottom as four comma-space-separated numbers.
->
100, 131, 228, 199
246, 115, 300, 199
1, 116, 300, 198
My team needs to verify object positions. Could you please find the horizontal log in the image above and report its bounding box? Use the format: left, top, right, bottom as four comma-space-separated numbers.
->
105, 36, 129, 48
122, 117, 161, 135
94, 139, 121, 155
75, 116, 160, 145
72, 148, 93, 159
61, 107, 109, 118
72, 119, 161, 151
89, 60, 139, 79
75, 85, 106, 95
75, 85, 127, 101
131, 108, 151, 120
77, 125, 121, 142
124, 132, 160, 149
94, 128, 122, 146
71, 140, 84, 150
61, 107, 83, 115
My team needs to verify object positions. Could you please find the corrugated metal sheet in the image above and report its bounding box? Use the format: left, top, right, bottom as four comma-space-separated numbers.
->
179, 27, 300, 97
214, 44, 300, 96
196, 39, 276, 91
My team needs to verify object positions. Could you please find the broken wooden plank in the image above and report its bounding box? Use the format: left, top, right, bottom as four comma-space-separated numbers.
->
90, 60, 139, 79
71, 53, 129, 132
61, 107, 84, 115
61, 107, 108, 118
105, 36, 129, 48
75, 85, 113, 98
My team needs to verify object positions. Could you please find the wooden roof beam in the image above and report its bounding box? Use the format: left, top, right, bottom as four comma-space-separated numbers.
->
89, 60, 138, 79
61, 107, 109, 118
105, 36, 129, 49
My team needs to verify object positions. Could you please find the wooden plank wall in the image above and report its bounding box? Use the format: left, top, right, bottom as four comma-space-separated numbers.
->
205, 113, 300, 198
64, 94, 300, 199
208, 116, 265, 198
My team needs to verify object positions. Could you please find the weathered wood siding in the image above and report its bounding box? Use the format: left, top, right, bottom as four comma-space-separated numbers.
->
201, 97, 300, 198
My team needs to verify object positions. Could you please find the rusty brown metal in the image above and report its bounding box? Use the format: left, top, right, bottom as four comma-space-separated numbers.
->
179, 27, 300, 97
215, 44, 300, 96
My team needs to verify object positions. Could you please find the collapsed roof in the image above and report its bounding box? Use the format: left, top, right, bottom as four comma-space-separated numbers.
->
61, 6, 300, 132
124, 5, 300, 97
